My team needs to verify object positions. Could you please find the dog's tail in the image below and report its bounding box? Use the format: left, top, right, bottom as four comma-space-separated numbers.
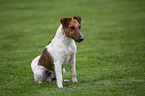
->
31, 55, 41, 73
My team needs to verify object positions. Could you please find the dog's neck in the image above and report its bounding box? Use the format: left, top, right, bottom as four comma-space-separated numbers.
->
52, 25, 74, 47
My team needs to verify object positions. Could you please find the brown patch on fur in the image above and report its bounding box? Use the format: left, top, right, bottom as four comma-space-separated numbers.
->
60, 17, 71, 28
38, 48, 54, 71
61, 16, 83, 42
73, 16, 81, 24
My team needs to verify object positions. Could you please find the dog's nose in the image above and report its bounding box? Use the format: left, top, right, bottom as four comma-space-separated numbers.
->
79, 37, 84, 42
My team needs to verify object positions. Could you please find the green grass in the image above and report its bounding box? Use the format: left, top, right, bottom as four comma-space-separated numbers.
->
0, 0, 145, 95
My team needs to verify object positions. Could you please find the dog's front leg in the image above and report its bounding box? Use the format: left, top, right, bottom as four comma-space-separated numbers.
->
55, 63, 63, 88
69, 53, 78, 83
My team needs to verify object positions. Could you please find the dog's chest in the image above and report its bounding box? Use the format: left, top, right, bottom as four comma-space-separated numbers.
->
47, 37, 76, 65
61, 46, 74, 65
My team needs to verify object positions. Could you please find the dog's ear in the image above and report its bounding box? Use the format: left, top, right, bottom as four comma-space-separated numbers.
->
73, 16, 81, 24
60, 17, 72, 28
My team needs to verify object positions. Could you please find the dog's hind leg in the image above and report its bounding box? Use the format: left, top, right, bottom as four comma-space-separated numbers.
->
62, 67, 70, 82
45, 71, 55, 81
34, 67, 46, 83
62, 68, 65, 76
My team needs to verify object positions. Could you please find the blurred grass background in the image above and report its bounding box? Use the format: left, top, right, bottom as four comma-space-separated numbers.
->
0, 0, 145, 96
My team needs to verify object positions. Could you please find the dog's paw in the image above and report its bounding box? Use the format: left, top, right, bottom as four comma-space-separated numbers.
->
72, 79, 78, 83
38, 81, 42, 84
64, 79, 70, 82
58, 85, 63, 88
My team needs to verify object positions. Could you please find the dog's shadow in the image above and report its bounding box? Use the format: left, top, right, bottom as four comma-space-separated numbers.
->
33, 78, 80, 88
31, 75, 95, 89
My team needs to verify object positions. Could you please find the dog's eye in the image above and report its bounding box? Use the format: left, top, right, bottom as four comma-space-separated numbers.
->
70, 26, 75, 30
79, 26, 81, 29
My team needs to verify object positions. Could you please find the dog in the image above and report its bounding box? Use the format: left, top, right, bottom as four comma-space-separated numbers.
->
31, 16, 84, 88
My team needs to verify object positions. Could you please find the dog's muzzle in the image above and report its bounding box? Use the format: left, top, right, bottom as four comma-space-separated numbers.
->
73, 36, 84, 43
79, 37, 84, 42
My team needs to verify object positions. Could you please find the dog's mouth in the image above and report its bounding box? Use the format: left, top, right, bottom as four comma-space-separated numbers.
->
72, 36, 84, 43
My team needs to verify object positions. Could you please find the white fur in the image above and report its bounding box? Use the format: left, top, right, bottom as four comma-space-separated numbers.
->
31, 25, 78, 88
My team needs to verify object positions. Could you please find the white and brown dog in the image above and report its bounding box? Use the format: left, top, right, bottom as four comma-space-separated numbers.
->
31, 16, 84, 88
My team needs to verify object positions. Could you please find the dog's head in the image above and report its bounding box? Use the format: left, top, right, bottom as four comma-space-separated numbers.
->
60, 16, 84, 43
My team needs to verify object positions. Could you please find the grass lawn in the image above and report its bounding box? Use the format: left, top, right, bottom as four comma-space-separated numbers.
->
0, 0, 145, 95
